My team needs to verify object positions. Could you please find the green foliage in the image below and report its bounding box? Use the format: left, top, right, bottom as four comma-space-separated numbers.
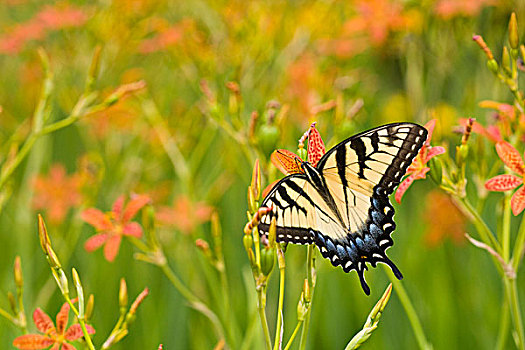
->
0, 1, 524, 349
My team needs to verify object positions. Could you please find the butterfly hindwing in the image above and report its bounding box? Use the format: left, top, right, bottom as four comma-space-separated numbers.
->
258, 123, 428, 295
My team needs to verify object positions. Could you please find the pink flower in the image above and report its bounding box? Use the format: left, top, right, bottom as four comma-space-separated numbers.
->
13, 302, 95, 350
82, 194, 151, 261
485, 142, 525, 215
395, 119, 446, 203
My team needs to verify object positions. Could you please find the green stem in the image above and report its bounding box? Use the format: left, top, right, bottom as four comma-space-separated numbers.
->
257, 285, 272, 350
284, 321, 303, 350
455, 196, 501, 252
506, 277, 525, 349
274, 247, 286, 350
158, 262, 226, 342
383, 266, 432, 350
0, 307, 15, 323
64, 296, 96, 350
512, 213, 525, 272
299, 245, 316, 350
496, 298, 509, 350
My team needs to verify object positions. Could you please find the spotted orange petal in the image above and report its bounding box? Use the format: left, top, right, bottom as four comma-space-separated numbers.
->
271, 149, 304, 175
12, 334, 54, 349
33, 308, 55, 334
496, 142, 525, 175
65, 323, 95, 341
395, 173, 416, 204
84, 233, 109, 252
425, 146, 446, 162
423, 119, 437, 146
60, 343, 75, 350
122, 194, 151, 223
485, 174, 523, 191
307, 123, 325, 167
511, 186, 525, 216
55, 302, 70, 335
81, 209, 112, 231
103, 235, 122, 262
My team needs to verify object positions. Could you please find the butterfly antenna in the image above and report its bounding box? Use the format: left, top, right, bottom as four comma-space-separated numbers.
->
383, 256, 403, 280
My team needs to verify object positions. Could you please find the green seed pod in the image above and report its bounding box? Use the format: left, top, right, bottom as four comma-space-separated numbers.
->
260, 247, 276, 276
487, 59, 499, 74
243, 234, 253, 253
428, 157, 443, 186
456, 144, 469, 166
297, 147, 307, 162
258, 124, 279, 157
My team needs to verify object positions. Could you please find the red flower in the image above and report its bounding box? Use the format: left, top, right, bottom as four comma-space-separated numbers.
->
395, 119, 446, 203
13, 302, 95, 350
485, 142, 525, 215
82, 194, 151, 261
32, 164, 82, 223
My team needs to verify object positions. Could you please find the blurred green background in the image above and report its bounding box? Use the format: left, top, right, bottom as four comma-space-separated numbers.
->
0, 0, 524, 349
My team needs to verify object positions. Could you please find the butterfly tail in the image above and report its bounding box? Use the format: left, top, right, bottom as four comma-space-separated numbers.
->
356, 268, 371, 295
383, 256, 403, 280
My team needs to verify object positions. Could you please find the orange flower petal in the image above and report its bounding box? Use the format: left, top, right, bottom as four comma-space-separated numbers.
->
81, 209, 112, 231
60, 343, 75, 350
33, 308, 55, 334
55, 302, 70, 335
103, 235, 122, 262
425, 146, 446, 161
511, 186, 525, 216
271, 149, 304, 175
112, 195, 125, 220
423, 119, 437, 146
307, 124, 326, 167
262, 179, 281, 199
485, 174, 522, 191
84, 233, 109, 252
12, 334, 54, 349
123, 222, 143, 238
122, 194, 151, 223
65, 323, 95, 341
496, 142, 525, 175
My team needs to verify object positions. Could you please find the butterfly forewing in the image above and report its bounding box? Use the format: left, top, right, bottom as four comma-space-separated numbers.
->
258, 123, 428, 295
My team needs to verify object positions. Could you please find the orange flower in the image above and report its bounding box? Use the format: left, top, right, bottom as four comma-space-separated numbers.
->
82, 194, 151, 261
395, 119, 446, 203
156, 195, 213, 235
424, 190, 466, 247
13, 302, 95, 350
435, 0, 495, 20
458, 118, 502, 143
32, 164, 82, 223
485, 142, 525, 215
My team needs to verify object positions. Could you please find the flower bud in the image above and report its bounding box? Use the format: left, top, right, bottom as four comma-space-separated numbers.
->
509, 13, 519, 50
85, 294, 95, 321
72, 268, 85, 318
119, 278, 128, 309
243, 234, 253, 253
251, 159, 261, 200
268, 216, 277, 248
37, 214, 50, 254
456, 144, 469, 166
129, 288, 149, 315
14, 256, 23, 289
7, 292, 16, 313
247, 185, 257, 214
502, 46, 512, 76
297, 291, 307, 321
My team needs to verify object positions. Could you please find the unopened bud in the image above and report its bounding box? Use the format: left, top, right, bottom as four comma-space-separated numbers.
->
258, 124, 279, 157
72, 268, 84, 318
509, 13, 519, 50
37, 214, 50, 254
14, 256, 22, 288
297, 146, 307, 162
195, 239, 213, 262
249, 111, 258, 140
85, 294, 95, 321
251, 159, 261, 200
487, 59, 499, 74
268, 216, 277, 248
243, 234, 253, 253
7, 292, 16, 313
248, 185, 257, 213
502, 46, 512, 76
119, 278, 128, 309
129, 288, 149, 315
